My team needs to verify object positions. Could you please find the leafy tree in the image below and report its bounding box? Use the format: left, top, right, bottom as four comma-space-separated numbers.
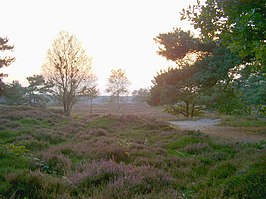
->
80, 73, 100, 113
181, 0, 266, 70
106, 69, 130, 108
151, 1, 266, 116
149, 65, 200, 117
178, 0, 266, 114
3, 81, 26, 105
132, 88, 150, 103
154, 28, 215, 63
203, 83, 247, 115
0, 37, 15, 95
152, 26, 241, 116
239, 72, 266, 115
26, 74, 52, 107
42, 31, 93, 115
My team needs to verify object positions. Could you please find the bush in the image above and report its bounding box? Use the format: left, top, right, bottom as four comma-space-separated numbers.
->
4, 170, 69, 198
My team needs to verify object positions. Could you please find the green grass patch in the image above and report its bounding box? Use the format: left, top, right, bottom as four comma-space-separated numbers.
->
166, 136, 201, 150
0, 130, 22, 143
221, 116, 266, 127
0, 155, 29, 194
86, 117, 116, 129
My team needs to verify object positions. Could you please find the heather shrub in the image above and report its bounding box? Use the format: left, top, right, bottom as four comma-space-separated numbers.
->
69, 159, 173, 198
90, 141, 129, 163
183, 143, 211, 154
36, 152, 72, 176
72, 136, 131, 163
89, 128, 108, 136
31, 129, 66, 145
0, 118, 19, 129
4, 170, 70, 199
19, 139, 48, 152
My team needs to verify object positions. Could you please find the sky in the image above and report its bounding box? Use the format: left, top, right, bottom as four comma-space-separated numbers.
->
1, 0, 198, 94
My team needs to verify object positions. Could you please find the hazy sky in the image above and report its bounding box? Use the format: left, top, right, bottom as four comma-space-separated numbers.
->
1, 0, 198, 94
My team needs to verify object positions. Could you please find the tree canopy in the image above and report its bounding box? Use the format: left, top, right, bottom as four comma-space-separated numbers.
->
80, 73, 99, 113
181, 0, 266, 70
106, 69, 130, 106
150, 0, 265, 116
42, 31, 93, 115
26, 74, 52, 107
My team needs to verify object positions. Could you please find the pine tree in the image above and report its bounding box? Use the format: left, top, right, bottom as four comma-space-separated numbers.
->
0, 37, 15, 95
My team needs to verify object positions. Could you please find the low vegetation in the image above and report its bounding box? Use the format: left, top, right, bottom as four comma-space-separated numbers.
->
0, 106, 265, 198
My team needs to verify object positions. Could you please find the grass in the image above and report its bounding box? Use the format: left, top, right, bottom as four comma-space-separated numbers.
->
0, 105, 265, 198
221, 115, 266, 127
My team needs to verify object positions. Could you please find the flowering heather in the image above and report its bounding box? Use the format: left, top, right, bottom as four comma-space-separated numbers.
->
68, 159, 173, 197
183, 142, 211, 154
0, 105, 265, 198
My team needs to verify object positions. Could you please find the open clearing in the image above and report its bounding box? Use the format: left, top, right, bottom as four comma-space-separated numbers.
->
75, 103, 266, 142
168, 118, 221, 131
169, 118, 266, 142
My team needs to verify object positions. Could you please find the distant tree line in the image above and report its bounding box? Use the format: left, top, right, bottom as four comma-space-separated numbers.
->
0, 32, 132, 115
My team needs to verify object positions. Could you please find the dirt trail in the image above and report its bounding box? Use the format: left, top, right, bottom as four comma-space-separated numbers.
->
169, 118, 266, 142
169, 119, 221, 131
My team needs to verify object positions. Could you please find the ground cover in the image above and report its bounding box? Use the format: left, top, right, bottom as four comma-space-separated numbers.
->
0, 105, 265, 198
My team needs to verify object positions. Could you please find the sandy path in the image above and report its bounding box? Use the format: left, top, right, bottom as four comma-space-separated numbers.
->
168, 119, 221, 131
169, 119, 266, 142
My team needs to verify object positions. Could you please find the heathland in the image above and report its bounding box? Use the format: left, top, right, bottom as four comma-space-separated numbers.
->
0, 104, 265, 198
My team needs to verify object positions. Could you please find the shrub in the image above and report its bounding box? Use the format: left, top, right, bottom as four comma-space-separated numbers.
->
69, 159, 173, 197
34, 152, 72, 176
4, 170, 70, 199
89, 128, 108, 136
183, 143, 211, 154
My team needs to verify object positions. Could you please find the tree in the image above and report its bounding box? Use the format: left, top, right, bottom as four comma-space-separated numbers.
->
151, 0, 265, 116
80, 73, 100, 113
181, 0, 266, 71
42, 31, 93, 115
3, 81, 26, 105
239, 72, 266, 115
149, 66, 199, 117
26, 74, 52, 107
152, 6, 250, 116
106, 69, 130, 108
0, 37, 15, 95
132, 88, 150, 103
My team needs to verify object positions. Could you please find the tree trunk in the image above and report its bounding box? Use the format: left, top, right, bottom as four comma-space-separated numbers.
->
248, 105, 251, 115
191, 103, 195, 118
28, 94, 32, 107
90, 98, 93, 113
118, 95, 120, 111
185, 101, 189, 117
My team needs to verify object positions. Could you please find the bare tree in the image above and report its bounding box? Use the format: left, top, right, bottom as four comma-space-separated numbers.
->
106, 69, 130, 109
42, 31, 92, 115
